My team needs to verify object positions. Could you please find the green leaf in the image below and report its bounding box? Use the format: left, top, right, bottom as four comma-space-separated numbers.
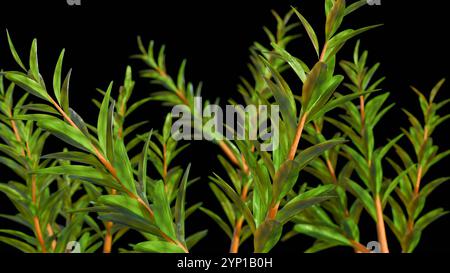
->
99, 212, 159, 235
4, 72, 49, 101
29, 39, 40, 82
293, 223, 353, 247
415, 208, 448, 232
138, 131, 153, 198
134, 241, 185, 253
292, 7, 320, 58
30, 115, 94, 153
345, 0, 367, 16
69, 108, 90, 136
420, 177, 450, 198
163, 113, 172, 143
325, 0, 333, 15
276, 196, 332, 224
308, 90, 374, 122
177, 59, 187, 90
125, 98, 152, 117
174, 164, 190, 243
186, 229, 208, 250
210, 174, 256, 233
325, 0, 346, 40
33, 164, 106, 178
6, 30, 27, 71
98, 195, 148, 218
153, 180, 176, 240
0, 184, 25, 201
20, 103, 60, 115
53, 49, 65, 105
0, 236, 36, 253
272, 43, 308, 83
0, 229, 37, 246
305, 240, 340, 253
430, 78, 445, 103
326, 25, 383, 60
346, 179, 376, 220
272, 159, 300, 204
113, 138, 136, 194
382, 166, 413, 206
254, 219, 282, 253
60, 69, 72, 114
302, 62, 327, 111
296, 139, 346, 170
98, 82, 113, 154
209, 183, 235, 226
199, 207, 232, 239
41, 151, 103, 169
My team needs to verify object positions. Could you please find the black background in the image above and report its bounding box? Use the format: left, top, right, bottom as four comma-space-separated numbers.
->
0, 0, 449, 256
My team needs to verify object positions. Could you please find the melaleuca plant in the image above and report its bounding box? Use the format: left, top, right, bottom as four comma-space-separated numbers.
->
0, 73, 102, 253
132, 0, 385, 253
0, 0, 447, 254
386, 80, 449, 253
1, 34, 202, 253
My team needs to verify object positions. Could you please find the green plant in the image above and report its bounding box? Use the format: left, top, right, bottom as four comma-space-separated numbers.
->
0, 0, 447, 254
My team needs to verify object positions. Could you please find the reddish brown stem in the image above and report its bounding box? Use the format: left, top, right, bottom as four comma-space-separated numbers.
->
218, 140, 249, 173
103, 221, 113, 253
46, 224, 57, 251
163, 144, 168, 181
33, 216, 47, 253
288, 113, 308, 161
351, 240, 371, 253
375, 195, 389, 253
359, 95, 366, 134
319, 42, 328, 62
31, 174, 47, 252
266, 113, 308, 220
103, 188, 117, 253
48, 97, 191, 251
414, 165, 423, 195
10, 120, 25, 156
326, 158, 338, 184
229, 184, 249, 253
267, 202, 280, 220
230, 217, 244, 253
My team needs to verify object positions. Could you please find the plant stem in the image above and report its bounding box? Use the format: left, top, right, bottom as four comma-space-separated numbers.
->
288, 113, 308, 161
103, 221, 113, 253
374, 195, 389, 253
319, 42, 328, 62
359, 95, 389, 253
266, 113, 308, 220
326, 158, 338, 184
350, 240, 371, 253
48, 97, 189, 251
162, 144, 168, 192
33, 216, 47, 253
229, 184, 249, 253
414, 165, 423, 195
267, 202, 280, 220
46, 224, 57, 251
103, 188, 117, 253
10, 115, 48, 253
31, 176, 47, 253
359, 95, 366, 134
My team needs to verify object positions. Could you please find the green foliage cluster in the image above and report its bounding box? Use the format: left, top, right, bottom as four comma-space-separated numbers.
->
0, 0, 447, 253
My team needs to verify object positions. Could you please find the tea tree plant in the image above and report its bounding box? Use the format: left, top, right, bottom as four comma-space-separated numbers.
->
2, 35, 203, 253
133, 0, 387, 253
386, 80, 449, 252
0, 0, 447, 253
0, 74, 102, 253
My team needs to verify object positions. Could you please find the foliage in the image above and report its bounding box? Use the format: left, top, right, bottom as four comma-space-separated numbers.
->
0, 0, 447, 253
